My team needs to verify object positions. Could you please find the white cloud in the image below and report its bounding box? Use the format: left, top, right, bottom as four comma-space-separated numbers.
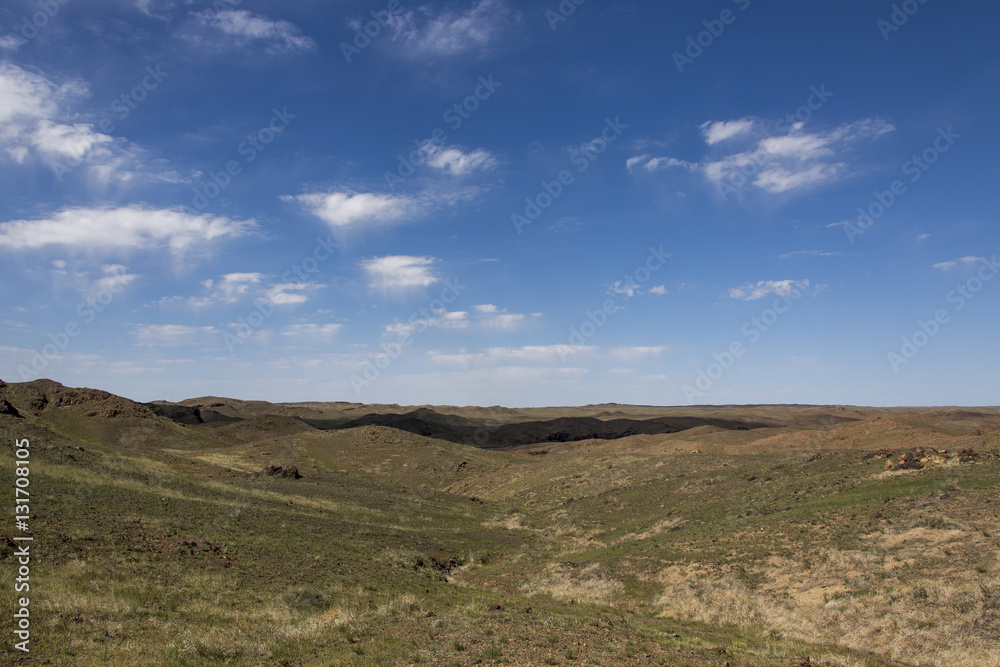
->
0, 62, 112, 168
290, 191, 420, 229
625, 155, 649, 172
607, 281, 639, 298
387, 309, 468, 338
362, 255, 438, 290
195, 10, 316, 55
0, 61, 173, 183
0, 205, 253, 251
0, 35, 26, 52
627, 155, 697, 173
608, 280, 666, 298
165, 273, 316, 308
133, 0, 174, 19
203, 272, 264, 303
482, 313, 525, 329
700, 118, 755, 145
933, 256, 983, 271
30, 119, 112, 160
471, 304, 537, 330
93, 264, 139, 294
777, 250, 842, 259
283, 323, 342, 341
425, 145, 498, 176
427, 344, 668, 368
135, 324, 219, 346
266, 282, 318, 305
728, 279, 811, 301
751, 163, 840, 193
390, 0, 515, 57
634, 117, 895, 196
428, 344, 595, 367
708, 118, 893, 194
608, 346, 667, 361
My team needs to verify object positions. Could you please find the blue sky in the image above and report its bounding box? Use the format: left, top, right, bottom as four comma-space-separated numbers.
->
1, 0, 998, 407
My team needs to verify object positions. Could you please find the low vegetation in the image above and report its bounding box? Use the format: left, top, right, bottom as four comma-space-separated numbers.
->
1, 379, 998, 665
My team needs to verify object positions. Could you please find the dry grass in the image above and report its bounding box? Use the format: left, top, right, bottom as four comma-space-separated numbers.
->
656, 547, 1000, 667
520, 562, 625, 605
614, 517, 686, 544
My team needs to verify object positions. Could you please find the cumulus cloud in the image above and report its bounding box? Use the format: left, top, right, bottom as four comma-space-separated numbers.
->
202, 273, 264, 303
0, 61, 185, 183
626, 155, 697, 173
289, 191, 421, 229
386, 309, 468, 338
700, 118, 755, 145
194, 10, 316, 55
289, 182, 485, 231
0, 205, 253, 251
362, 255, 438, 290
0, 61, 123, 177
728, 279, 812, 301
425, 144, 498, 176
630, 117, 895, 197
164, 273, 318, 308
606, 280, 665, 298
265, 282, 318, 305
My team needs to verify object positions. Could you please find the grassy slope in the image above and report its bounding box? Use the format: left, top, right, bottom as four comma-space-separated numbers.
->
1, 380, 998, 666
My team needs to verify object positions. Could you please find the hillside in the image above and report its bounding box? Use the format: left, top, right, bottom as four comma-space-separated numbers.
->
1, 379, 998, 666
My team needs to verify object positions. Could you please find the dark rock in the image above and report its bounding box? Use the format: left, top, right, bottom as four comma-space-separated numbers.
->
258, 466, 301, 479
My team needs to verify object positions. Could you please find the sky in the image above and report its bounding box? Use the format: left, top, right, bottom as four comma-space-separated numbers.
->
0, 0, 998, 407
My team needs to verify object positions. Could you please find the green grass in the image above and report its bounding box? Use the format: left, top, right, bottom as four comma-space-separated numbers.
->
1, 383, 998, 665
